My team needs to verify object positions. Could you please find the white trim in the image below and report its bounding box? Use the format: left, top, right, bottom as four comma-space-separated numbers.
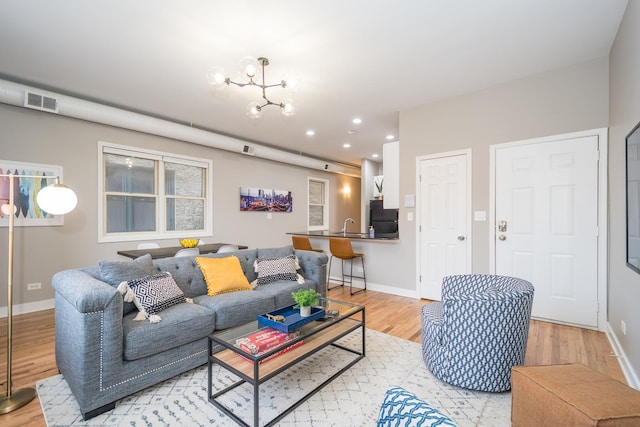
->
307, 177, 330, 231
97, 141, 214, 243
0, 298, 55, 318
489, 128, 608, 331
415, 149, 473, 296
606, 321, 640, 390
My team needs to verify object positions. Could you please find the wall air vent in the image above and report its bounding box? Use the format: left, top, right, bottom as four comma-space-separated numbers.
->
241, 145, 255, 156
24, 91, 59, 113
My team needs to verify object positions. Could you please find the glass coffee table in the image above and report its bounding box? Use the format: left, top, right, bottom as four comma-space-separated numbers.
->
207, 298, 365, 427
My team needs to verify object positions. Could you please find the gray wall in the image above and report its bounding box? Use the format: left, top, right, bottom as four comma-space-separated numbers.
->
0, 103, 360, 309
609, 0, 640, 382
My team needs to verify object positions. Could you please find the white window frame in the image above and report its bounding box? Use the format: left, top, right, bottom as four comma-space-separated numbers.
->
98, 141, 213, 243
307, 177, 329, 231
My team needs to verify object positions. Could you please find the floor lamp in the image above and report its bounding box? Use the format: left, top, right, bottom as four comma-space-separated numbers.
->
0, 173, 77, 414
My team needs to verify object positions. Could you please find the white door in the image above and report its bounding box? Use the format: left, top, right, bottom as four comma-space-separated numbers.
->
418, 152, 471, 300
494, 135, 599, 327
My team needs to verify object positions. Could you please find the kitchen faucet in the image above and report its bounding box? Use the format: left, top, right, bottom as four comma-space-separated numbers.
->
341, 218, 356, 236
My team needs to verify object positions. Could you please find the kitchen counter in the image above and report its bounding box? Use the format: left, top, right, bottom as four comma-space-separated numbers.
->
287, 231, 399, 241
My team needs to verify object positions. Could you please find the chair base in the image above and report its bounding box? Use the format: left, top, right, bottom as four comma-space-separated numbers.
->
328, 255, 366, 295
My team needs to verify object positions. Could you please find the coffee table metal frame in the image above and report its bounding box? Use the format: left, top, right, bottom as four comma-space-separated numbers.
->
207, 298, 365, 427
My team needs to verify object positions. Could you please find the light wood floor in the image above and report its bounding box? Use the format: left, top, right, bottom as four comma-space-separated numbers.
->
0, 288, 625, 427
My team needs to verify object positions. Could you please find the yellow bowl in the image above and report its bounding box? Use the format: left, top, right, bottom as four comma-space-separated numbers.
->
180, 238, 199, 248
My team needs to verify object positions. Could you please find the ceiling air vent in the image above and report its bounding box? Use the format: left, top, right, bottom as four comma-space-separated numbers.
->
24, 91, 59, 113
241, 145, 255, 156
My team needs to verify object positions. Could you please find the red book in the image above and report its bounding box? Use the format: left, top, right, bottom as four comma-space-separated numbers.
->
235, 328, 300, 355
238, 339, 305, 364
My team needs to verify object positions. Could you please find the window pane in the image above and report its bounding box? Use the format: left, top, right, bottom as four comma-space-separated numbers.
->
106, 195, 156, 232
165, 162, 204, 197
309, 181, 324, 205
166, 198, 205, 231
309, 205, 324, 226
105, 154, 155, 194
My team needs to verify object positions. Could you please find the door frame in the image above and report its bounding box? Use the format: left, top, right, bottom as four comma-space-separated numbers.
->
489, 128, 608, 330
416, 149, 473, 296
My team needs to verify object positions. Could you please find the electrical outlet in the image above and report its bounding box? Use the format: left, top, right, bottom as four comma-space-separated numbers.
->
267, 212, 272, 219
27, 282, 41, 291
356, 267, 363, 274
621, 320, 627, 335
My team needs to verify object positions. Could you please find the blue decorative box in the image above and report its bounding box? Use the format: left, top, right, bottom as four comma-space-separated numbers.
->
258, 304, 325, 332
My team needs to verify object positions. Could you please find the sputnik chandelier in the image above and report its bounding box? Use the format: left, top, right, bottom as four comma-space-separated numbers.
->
207, 56, 297, 119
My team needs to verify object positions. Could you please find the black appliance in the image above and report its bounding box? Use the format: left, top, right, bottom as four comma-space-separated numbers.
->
369, 199, 399, 237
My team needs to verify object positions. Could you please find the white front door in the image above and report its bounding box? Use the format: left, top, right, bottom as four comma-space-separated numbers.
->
494, 135, 600, 327
418, 151, 471, 300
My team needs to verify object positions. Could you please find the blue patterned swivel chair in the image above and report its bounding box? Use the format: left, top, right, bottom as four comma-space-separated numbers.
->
421, 274, 534, 392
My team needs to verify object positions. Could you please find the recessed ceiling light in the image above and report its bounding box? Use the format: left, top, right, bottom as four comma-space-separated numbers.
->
306, 130, 315, 136
343, 143, 351, 148
352, 118, 362, 124
386, 134, 394, 140
348, 130, 358, 135
372, 153, 379, 158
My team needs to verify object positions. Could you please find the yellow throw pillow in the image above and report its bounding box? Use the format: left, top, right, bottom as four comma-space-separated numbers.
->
196, 256, 252, 296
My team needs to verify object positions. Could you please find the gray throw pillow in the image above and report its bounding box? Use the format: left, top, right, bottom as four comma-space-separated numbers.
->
257, 245, 294, 259
98, 254, 158, 314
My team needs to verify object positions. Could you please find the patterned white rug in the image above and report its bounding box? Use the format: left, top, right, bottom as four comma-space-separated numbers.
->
37, 329, 511, 426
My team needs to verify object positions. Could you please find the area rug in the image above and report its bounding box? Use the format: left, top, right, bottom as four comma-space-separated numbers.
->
37, 329, 511, 426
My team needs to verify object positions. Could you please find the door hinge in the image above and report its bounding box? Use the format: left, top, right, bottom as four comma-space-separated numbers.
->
596, 150, 600, 161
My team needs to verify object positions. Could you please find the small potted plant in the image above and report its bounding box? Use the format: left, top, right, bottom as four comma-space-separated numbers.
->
292, 289, 322, 317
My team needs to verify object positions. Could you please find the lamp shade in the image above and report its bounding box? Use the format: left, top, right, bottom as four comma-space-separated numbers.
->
36, 183, 78, 215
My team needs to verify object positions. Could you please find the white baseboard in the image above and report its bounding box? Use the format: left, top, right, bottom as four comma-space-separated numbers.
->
327, 275, 419, 299
606, 321, 640, 390
0, 299, 55, 318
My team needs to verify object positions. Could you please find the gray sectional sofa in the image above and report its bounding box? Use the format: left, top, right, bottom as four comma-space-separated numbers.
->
52, 245, 328, 420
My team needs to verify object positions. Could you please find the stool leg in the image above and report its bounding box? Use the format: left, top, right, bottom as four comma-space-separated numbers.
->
349, 255, 366, 295
327, 255, 343, 291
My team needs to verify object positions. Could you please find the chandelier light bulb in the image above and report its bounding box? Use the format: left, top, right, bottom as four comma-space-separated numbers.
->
238, 56, 260, 83
281, 99, 296, 117
246, 101, 263, 119
207, 66, 227, 88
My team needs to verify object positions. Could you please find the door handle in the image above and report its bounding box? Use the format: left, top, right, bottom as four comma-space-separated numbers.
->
498, 220, 507, 232
498, 234, 506, 241
457, 235, 466, 241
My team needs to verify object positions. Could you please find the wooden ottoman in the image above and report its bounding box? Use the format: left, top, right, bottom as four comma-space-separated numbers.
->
512, 364, 640, 426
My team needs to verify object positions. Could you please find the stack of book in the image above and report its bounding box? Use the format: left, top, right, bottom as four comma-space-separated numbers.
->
235, 328, 303, 363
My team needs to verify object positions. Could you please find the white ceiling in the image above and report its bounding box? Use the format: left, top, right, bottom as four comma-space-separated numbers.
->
0, 1, 627, 167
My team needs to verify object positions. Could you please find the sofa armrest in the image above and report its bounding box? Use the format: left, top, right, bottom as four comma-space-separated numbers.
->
295, 250, 328, 298
52, 269, 122, 314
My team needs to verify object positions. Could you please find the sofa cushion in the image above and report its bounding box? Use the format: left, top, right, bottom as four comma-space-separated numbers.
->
254, 279, 316, 308
122, 302, 216, 361
196, 256, 253, 295
98, 254, 158, 315
124, 272, 186, 322
153, 256, 207, 297
194, 291, 275, 330
377, 386, 458, 427
255, 255, 299, 285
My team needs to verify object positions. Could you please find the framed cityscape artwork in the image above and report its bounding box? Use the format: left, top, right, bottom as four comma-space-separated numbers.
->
240, 187, 292, 212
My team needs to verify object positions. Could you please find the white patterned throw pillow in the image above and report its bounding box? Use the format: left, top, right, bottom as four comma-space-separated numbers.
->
118, 272, 190, 323
254, 255, 302, 285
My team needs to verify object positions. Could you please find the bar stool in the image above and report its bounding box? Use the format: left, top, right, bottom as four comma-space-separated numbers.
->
291, 236, 324, 252
328, 237, 366, 295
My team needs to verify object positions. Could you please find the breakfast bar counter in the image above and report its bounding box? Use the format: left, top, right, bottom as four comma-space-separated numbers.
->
286, 231, 399, 241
